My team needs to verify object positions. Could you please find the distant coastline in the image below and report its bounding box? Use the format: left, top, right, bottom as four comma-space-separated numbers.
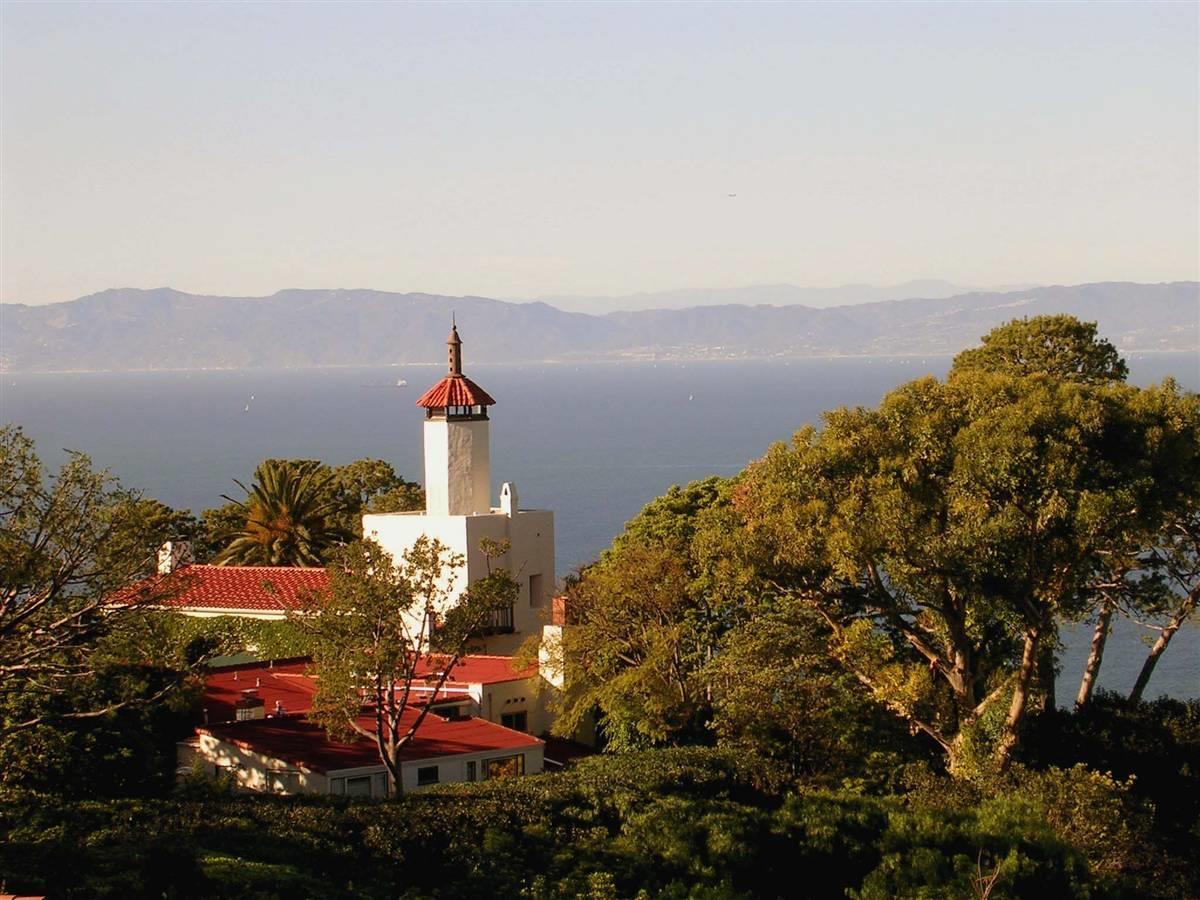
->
5, 347, 1198, 378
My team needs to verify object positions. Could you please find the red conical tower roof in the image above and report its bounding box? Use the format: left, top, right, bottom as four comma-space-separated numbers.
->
415, 375, 496, 409
416, 321, 496, 409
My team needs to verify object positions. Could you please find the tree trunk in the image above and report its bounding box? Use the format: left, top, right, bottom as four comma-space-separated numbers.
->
386, 745, 402, 797
1076, 595, 1115, 708
1129, 592, 1197, 704
1035, 636, 1056, 712
996, 625, 1039, 769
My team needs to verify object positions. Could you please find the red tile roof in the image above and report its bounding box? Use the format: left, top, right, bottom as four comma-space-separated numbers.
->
415, 374, 496, 408
114, 565, 329, 613
201, 708, 539, 774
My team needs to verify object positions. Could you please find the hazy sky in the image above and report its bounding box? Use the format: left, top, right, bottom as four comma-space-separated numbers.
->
2, 1, 1197, 306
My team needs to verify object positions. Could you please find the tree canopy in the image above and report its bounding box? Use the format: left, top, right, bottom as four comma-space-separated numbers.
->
212, 459, 350, 566
203, 457, 423, 565
554, 477, 764, 749
0, 426, 194, 747
950, 314, 1129, 384
302, 537, 517, 790
736, 367, 1195, 770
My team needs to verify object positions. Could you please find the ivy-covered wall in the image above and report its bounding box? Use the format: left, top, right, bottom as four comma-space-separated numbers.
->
162, 614, 314, 664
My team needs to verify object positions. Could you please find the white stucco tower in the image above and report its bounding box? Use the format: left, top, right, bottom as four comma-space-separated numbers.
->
420, 323, 495, 516
362, 323, 555, 656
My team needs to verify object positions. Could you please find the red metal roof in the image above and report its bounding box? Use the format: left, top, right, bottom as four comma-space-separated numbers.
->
415, 374, 496, 408
201, 658, 318, 722
113, 565, 329, 613
195, 656, 542, 774
200, 655, 537, 724
412, 654, 535, 685
199, 704, 539, 773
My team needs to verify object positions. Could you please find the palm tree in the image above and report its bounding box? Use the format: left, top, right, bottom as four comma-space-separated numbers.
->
213, 460, 351, 566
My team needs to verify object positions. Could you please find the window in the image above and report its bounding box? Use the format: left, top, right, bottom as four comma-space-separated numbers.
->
345, 776, 372, 797
417, 765, 439, 786
330, 777, 345, 796
485, 754, 525, 780
466, 761, 477, 782
501, 711, 528, 732
529, 573, 544, 608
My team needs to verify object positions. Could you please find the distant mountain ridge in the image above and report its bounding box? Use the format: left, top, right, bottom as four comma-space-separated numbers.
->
529, 279, 1028, 314
0, 282, 1195, 372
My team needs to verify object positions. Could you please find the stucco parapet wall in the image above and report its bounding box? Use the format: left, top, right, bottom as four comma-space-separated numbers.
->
364, 508, 551, 518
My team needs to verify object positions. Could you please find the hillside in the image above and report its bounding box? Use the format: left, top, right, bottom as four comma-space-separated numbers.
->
0, 282, 1195, 372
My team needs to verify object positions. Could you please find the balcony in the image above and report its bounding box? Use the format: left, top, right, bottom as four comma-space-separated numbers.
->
473, 603, 514, 636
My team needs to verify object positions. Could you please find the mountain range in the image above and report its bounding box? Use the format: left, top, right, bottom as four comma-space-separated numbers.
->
1, 282, 1195, 372
527, 280, 1034, 314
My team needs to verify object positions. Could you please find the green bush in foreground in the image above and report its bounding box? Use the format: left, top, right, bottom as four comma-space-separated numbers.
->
2, 748, 1187, 900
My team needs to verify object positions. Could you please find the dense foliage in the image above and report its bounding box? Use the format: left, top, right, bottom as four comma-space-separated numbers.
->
211, 459, 353, 566
161, 614, 314, 662
5, 745, 1191, 899
0, 428, 202, 802
205, 457, 424, 565
127, 457, 425, 564
950, 314, 1129, 384
555, 478, 769, 749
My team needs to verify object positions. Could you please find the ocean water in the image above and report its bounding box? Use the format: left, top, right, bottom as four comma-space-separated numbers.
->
2, 353, 1196, 700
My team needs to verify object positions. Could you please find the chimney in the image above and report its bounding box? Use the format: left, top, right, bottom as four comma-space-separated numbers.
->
500, 482, 519, 517
551, 594, 573, 626
235, 689, 266, 721
157, 540, 193, 575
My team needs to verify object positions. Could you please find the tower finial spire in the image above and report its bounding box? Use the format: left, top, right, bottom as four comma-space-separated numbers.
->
447, 317, 463, 375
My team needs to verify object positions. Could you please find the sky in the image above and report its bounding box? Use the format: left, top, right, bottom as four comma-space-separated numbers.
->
1, 1, 1197, 307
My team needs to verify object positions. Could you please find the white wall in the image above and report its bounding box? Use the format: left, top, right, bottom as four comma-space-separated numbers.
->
480, 678, 556, 737
365, 508, 555, 656
464, 510, 554, 655
394, 744, 544, 792
424, 418, 491, 515
183, 731, 542, 797
192, 732, 325, 795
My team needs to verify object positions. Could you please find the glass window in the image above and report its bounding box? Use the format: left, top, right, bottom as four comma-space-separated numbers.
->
345, 776, 372, 797
466, 760, 477, 782
485, 754, 525, 780
330, 777, 345, 796
417, 765, 439, 786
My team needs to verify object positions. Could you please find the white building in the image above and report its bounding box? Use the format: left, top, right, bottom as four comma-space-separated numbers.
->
179, 657, 545, 798
364, 323, 555, 655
